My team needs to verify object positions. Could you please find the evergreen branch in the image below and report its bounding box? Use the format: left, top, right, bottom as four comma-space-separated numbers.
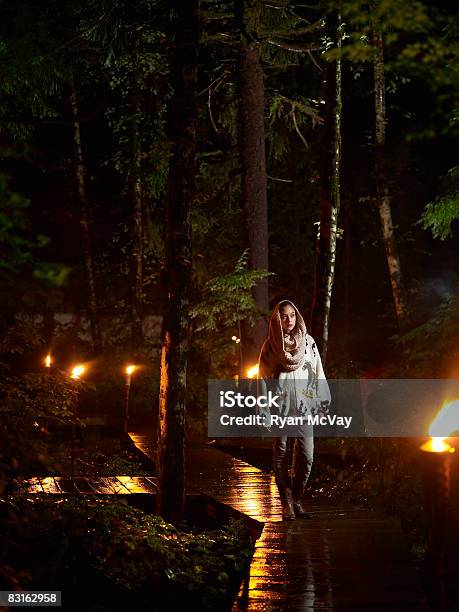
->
307, 49, 323, 71
266, 38, 321, 53
291, 107, 309, 148
207, 79, 223, 134
267, 175, 293, 183
201, 33, 238, 47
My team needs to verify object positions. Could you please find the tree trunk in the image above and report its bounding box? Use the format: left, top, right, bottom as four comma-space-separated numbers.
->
156, 0, 199, 524
131, 91, 144, 349
310, 17, 342, 364
237, 0, 269, 372
68, 73, 102, 354
373, 31, 407, 324
342, 196, 351, 354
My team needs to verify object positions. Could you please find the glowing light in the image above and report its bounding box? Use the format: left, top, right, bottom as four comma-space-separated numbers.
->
232, 336, 240, 343
44, 354, 52, 368
420, 437, 454, 454
420, 399, 459, 454
247, 364, 259, 379
428, 399, 459, 438
126, 365, 136, 376
70, 365, 85, 380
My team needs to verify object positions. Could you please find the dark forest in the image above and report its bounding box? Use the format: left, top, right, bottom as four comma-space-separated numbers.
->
1, 1, 459, 610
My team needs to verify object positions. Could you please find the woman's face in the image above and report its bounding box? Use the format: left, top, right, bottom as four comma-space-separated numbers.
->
280, 304, 296, 332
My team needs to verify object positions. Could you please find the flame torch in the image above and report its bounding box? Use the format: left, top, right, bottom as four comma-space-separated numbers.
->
420, 400, 457, 612
69, 363, 86, 487
124, 365, 137, 433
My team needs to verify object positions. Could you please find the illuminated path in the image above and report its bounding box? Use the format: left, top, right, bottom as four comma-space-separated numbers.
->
129, 431, 428, 611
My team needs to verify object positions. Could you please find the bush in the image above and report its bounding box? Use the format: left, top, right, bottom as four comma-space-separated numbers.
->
1, 496, 254, 611
0, 371, 79, 491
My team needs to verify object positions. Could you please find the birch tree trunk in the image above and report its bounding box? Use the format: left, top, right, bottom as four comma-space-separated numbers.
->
68, 73, 102, 354
236, 0, 269, 372
373, 32, 407, 323
310, 17, 342, 364
156, 0, 199, 524
131, 91, 144, 349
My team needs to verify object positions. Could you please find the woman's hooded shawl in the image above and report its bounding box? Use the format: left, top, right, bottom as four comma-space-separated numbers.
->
258, 300, 308, 377
256, 300, 331, 421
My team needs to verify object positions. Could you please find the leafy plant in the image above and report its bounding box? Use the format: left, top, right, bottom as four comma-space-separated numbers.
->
1, 496, 254, 610
190, 249, 273, 332
419, 166, 459, 240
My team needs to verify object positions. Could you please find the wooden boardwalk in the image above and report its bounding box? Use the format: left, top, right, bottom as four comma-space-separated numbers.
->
17, 475, 158, 494
130, 431, 429, 611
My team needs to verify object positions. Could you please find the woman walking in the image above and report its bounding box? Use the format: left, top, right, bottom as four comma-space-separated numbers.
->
257, 300, 331, 520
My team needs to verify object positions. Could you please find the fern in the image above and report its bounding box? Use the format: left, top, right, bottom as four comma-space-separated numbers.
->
190, 249, 274, 332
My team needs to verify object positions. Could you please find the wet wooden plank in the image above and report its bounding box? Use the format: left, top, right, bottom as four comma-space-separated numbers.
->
86, 477, 118, 494
98, 476, 131, 494
21, 477, 44, 493
52, 477, 78, 493
17, 475, 158, 496
39, 477, 62, 493
115, 476, 156, 493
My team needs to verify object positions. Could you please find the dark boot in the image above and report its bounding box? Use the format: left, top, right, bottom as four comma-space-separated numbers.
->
292, 494, 313, 518
281, 487, 295, 521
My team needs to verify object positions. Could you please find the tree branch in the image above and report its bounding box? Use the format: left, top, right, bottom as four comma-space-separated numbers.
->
291, 107, 309, 149
266, 38, 321, 53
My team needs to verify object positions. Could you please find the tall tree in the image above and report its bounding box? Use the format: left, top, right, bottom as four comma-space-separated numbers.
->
156, 0, 200, 523
80, 0, 169, 348
68, 72, 102, 354
372, 31, 407, 324
235, 0, 269, 372
310, 14, 343, 362
131, 89, 144, 348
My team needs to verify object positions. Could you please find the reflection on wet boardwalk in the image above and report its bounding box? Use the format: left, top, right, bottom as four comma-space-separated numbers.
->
129, 433, 428, 611
17, 475, 158, 494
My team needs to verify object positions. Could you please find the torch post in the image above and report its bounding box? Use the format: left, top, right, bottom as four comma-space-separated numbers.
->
124, 366, 136, 434
420, 438, 455, 612
70, 365, 85, 490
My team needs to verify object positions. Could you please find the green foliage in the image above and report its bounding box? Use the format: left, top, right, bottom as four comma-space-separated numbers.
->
0, 175, 42, 274
329, 0, 459, 140
80, 0, 170, 301
86, 344, 161, 419
32, 263, 71, 287
188, 250, 274, 383
190, 249, 274, 332
419, 194, 459, 240
393, 291, 459, 377
0, 0, 79, 144
0, 372, 79, 486
267, 93, 322, 162
419, 166, 459, 240
1, 496, 254, 609
45, 436, 152, 476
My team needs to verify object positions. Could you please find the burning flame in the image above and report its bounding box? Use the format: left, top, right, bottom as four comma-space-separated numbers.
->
44, 354, 52, 368
247, 364, 259, 379
70, 364, 85, 380
421, 398, 459, 454
420, 437, 454, 453
126, 365, 136, 376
